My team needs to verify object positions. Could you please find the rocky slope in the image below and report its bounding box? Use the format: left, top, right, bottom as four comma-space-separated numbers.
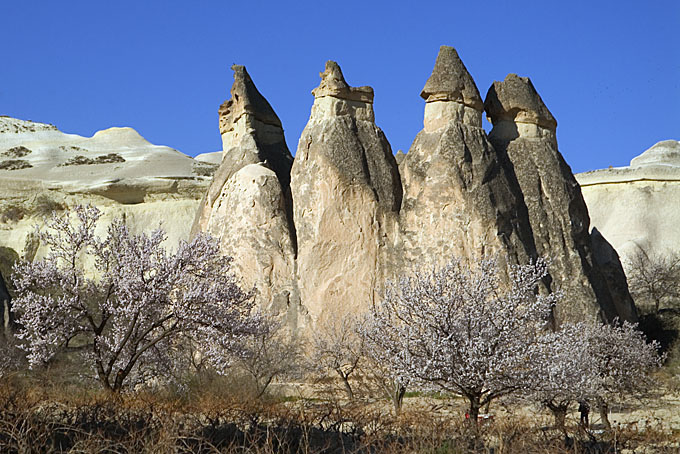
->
198, 48, 637, 331
0, 116, 214, 274
576, 140, 680, 265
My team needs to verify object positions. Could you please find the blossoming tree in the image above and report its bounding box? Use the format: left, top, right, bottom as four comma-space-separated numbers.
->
361, 257, 558, 422
530, 319, 662, 431
11, 205, 265, 392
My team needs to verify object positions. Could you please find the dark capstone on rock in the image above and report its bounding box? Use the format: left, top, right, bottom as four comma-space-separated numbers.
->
485, 73, 636, 323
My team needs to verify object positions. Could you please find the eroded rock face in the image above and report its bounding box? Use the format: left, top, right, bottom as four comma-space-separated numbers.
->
0, 117, 213, 273
485, 74, 636, 323
577, 140, 680, 265
195, 49, 639, 332
398, 47, 536, 277
290, 61, 401, 325
193, 66, 300, 326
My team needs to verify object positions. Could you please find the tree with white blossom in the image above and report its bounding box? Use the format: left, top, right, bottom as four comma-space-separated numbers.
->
529, 319, 662, 432
11, 205, 266, 392
361, 257, 558, 423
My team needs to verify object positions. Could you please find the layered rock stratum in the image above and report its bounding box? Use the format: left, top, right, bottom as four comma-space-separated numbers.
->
576, 140, 680, 265
0, 116, 214, 270
198, 48, 637, 330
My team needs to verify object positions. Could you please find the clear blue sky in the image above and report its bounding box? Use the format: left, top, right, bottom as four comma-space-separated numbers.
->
2, 1, 678, 173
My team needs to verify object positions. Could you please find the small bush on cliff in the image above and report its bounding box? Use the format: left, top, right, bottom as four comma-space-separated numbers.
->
11, 205, 266, 392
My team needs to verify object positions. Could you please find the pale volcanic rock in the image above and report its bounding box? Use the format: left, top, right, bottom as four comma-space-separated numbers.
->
0, 117, 212, 267
577, 140, 680, 266
194, 65, 294, 237
201, 164, 299, 326
290, 61, 401, 325
194, 151, 223, 165
193, 65, 299, 327
398, 47, 536, 277
630, 140, 680, 168
485, 74, 636, 323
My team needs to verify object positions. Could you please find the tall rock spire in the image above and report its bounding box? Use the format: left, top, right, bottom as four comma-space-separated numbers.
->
290, 60, 401, 326
485, 74, 636, 323
398, 46, 537, 278
192, 65, 300, 328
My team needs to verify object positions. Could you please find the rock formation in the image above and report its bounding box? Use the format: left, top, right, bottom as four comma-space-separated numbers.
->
290, 61, 401, 324
577, 140, 680, 265
398, 47, 536, 275
0, 116, 213, 267
485, 74, 635, 323
194, 47, 638, 329
192, 66, 300, 326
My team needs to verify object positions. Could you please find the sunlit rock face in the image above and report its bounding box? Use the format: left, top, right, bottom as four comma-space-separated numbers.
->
398, 47, 537, 280
290, 61, 402, 326
577, 140, 680, 269
194, 48, 639, 331
192, 66, 300, 327
485, 74, 636, 323
0, 116, 212, 277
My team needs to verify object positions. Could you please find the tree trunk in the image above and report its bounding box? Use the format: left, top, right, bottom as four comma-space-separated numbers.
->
547, 402, 569, 436
392, 385, 406, 416
598, 399, 612, 432
467, 396, 481, 428
338, 372, 353, 400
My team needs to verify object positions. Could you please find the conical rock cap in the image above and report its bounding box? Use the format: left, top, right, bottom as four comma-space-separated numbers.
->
219, 65, 282, 134
311, 61, 374, 103
420, 46, 483, 111
484, 73, 557, 130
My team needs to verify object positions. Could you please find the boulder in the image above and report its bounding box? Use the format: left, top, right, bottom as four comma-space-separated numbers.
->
485, 74, 636, 323
290, 61, 401, 325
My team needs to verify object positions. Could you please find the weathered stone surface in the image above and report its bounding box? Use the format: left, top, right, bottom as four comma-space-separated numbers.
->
0, 117, 212, 270
399, 47, 536, 279
290, 61, 401, 325
630, 140, 680, 168
219, 65, 282, 133
193, 65, 300, 328
485, 74, 636, 323
201, 164, 300, 326
484, 74, 556, 130
577, 140, 680, 264
420, 46, 484, 111
311, 61, 374, 103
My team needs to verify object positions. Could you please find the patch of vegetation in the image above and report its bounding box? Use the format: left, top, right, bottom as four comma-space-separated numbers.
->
2, 146, 32, 158
0, 159, 32, 170
59, 153, 125, 166
58, 145, 87, 153
0, 205, 24, 223
33, 194, 65, 217
193, 161, 219, 177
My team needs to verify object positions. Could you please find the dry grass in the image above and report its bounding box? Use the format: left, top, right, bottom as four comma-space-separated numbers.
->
0, 376, 678, 454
